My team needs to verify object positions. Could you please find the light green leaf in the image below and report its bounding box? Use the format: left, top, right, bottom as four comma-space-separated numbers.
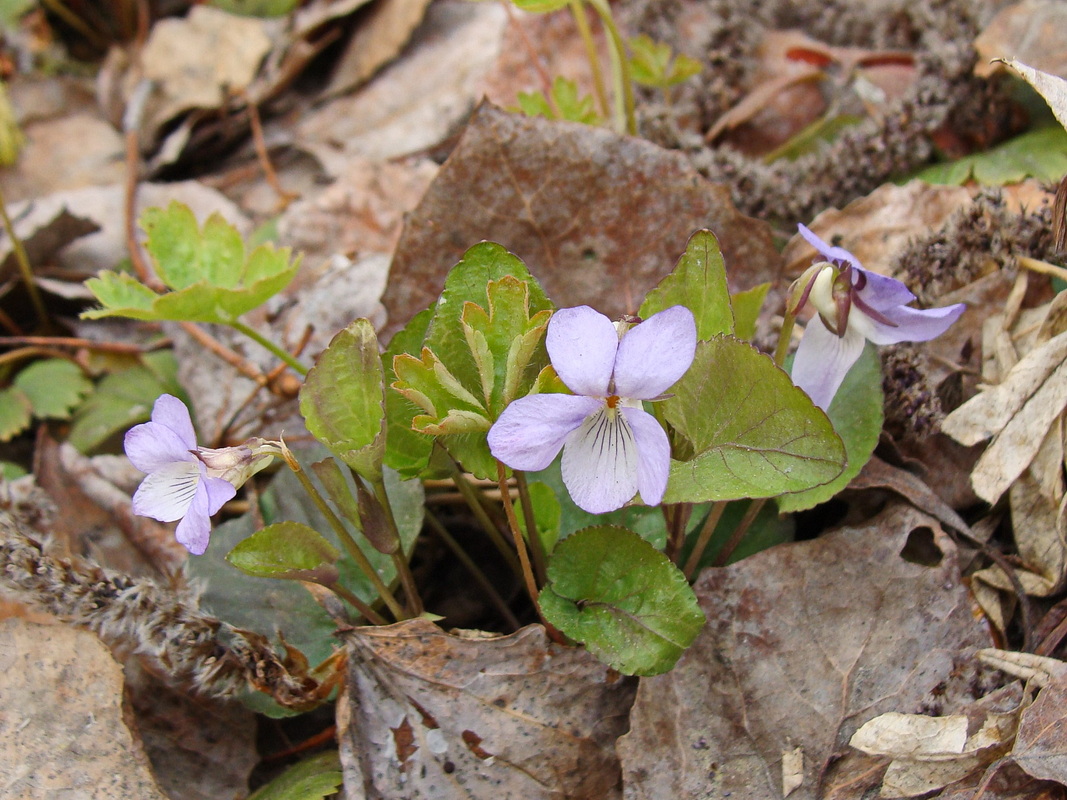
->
247, 752, 343, 800
516, 78, 601, 126
916, 126, 1067, 186
777, 342, 882, 512
640, 229, 733, 339
300, 320, 386, 480
14, 359, 92, 419
383, 307, 436, 479
628, 34, 700, 88
731, 283, 770, 342
226, 522, 341, 582
662, 335, 846, 502
0, 386, 31, 441
511, 0, 568, 12
539, 525, 705, 675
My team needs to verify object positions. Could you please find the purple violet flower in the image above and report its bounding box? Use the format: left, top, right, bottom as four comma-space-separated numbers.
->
125, 394, 244, 555
487, 305, 696, 514
790, 224, 965, 410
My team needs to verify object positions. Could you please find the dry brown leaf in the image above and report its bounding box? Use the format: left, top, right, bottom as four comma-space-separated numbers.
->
382, 102, 779, 339
338, 618, 636, 800
324, 0, 435, 97
617, 504, 992, 800
0, 619, 169, 799
996, 59, 1067, 133
974, 0, 1067, 80
1013, 671, 1067, 784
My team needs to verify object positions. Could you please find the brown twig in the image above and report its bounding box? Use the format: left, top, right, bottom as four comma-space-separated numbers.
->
0, 335, 166, 354
245, 95, 298, 211
178, 321, 269, 386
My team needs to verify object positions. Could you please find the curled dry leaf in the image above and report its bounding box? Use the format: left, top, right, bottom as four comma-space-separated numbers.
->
1013, 670, 1067, 784
0, 619, 169, 799
338, 618, 636, 800
974, 0, 1067, 81
617, 504, 992, 800
382, 102, 779, 339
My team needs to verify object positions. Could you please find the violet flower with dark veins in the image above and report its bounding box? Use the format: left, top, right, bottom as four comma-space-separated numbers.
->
125, 394, 272, 555
487, 305, 696, 514
790, 224, 965, 410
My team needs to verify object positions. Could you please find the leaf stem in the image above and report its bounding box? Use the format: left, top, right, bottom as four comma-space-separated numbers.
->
773, 309, 797, 368
317, 580, 389, 626
369, 474, 424, 616
446, 458, 523, 580
683, 500, 728, 579
229, 320, 309, 376
586, 0, 636, 135
0, 184, 49, 330
279, 443, 408, 621
568, 0, 610, 119
496, 461, 541, 604
513, 470, 547, 584
424, 509, 521, 631
712, 498, 766, 567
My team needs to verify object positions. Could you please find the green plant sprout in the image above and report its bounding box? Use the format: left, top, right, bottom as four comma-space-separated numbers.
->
82, 201, 963, 685
509, 0, 698, 133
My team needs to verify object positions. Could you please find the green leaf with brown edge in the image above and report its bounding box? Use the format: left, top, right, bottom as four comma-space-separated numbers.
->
538, 525, 705, 675
226, 521, 340, 583
300, 320, 386, 481
777, 342, 882, 512
246, 751, 343, 800
640, 229, 733, 340
662, 335, 846, 502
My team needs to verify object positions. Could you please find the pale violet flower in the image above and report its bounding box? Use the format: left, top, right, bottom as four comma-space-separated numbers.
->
790, 224, 965, 410
488, 305, 696, 514
125, 394, 272, 555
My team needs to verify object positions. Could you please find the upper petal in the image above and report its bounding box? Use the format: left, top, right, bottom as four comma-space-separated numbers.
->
613, 306, 697, 399
488, 393, 601, 472
791, 318, 866, 410
561, 406, 640, 513
125, 422, 198, 473
546, 306, 618, 397
854, 267, 917, 311
852, 302, 965, 346
131, 460, 202, 522
150, 394, 197, 448
620, 406, 670, 506
797, 224, 860, 268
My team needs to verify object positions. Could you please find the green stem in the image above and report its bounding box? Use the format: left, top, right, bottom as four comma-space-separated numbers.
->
280, 445, 408, 620
369, 474, 424, 616
587, 0, 636, 135
446, 457, 524, 580
568, 0, 610, 119
318, 580, 389, 626
0, 184, 49, 330
424, 510, 521, 631
683, 501, 727, 579
712, 499, 766, 568
496, 461, 541, 605
773, 309, 797, 368
229, 320, 309, 376
513, 470, 547, 585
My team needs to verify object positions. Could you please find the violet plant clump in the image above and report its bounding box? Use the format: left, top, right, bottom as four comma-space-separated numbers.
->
786, 224, 966, 409
125, 393, 275, 555
488, 305, 696, 513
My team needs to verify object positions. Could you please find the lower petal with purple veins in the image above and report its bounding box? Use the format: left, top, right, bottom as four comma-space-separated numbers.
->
561, 406, 640, 514
620, 406, 671, 506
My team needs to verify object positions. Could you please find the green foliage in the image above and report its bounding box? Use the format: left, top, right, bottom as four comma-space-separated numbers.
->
247, 752, 344, 800
514, 480, 561, 554
83, 202, 301, 325
208, 0, 300, 17
68, 351, 183, 453
916, 126, 1067, 186
539, 525, 705, 675
516, 77, 602, 125
14, 359, 92, 419
778, 343, 883, 512
0, 386, 31, 442
731, 283, 770, 342
640, 228, 733, 339
226, 522, 341, 582
627, 34, 701, 90
300, 320, 386, 481
510, 0, 569, 12
662, 335, 846, 502
383, 308, 437, 479
681, 500, 794, 572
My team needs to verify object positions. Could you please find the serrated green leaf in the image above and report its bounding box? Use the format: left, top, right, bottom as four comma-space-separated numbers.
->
539, 525, 705, 675
13, 359, 92, 419
247, 751, 343, 800
777, 342, 882, 512
383, 307, 436, 479
68, 353, 183, 453
300, 320, 386, 480
515, 89, 555, 119
628, 34, 700, 89
549, 77, 601, 125
0, 386, 32, 441
916, 126, 1067, 186
226, 521, 341, 582
662, 335, 846, 502
83, 202, 301, 324
640, 229, 733, 339
731, 283, 770, 342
